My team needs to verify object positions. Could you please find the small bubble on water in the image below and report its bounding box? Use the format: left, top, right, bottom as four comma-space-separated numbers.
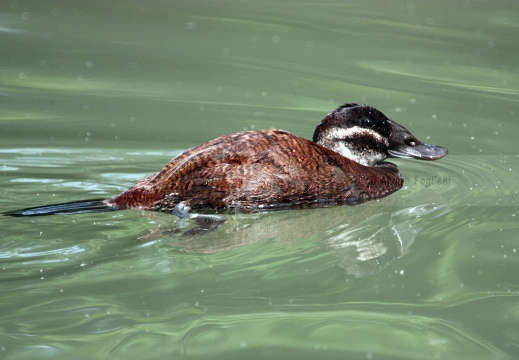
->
184, 22, 197, 30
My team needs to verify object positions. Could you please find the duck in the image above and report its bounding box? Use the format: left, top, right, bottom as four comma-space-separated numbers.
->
4, 103, 447, 218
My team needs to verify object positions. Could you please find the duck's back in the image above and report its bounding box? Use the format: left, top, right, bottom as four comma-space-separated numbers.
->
108, 129, 403, 212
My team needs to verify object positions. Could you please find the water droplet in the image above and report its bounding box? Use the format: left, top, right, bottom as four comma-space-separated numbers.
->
184, 22, 197, 30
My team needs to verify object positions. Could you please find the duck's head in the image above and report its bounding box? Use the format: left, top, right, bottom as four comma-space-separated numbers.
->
313, 103, 448, 166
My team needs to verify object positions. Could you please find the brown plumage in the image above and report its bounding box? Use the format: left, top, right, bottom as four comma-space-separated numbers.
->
109, 129, 403, 212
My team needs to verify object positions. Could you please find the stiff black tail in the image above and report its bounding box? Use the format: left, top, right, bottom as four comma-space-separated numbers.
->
3, 199, 116, 217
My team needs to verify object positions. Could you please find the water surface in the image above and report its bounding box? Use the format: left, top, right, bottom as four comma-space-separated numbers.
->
1, 1, 518, 359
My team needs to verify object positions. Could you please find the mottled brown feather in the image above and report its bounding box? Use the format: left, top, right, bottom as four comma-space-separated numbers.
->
108, 129, 403, 212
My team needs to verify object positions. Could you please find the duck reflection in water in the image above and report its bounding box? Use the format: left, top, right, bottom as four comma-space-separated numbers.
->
142, 199, 444, 278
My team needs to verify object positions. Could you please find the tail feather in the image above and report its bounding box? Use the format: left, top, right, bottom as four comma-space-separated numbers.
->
3, 199, 115, 216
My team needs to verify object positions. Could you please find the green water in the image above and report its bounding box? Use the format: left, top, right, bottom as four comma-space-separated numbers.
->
1, 1, 518, 359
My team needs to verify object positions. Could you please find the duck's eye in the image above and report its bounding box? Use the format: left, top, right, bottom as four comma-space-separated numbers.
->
405, 137, 418, 147
363, 118, 375, 128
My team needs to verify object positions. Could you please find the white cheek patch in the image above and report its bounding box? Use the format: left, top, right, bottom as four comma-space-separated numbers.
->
321, 126, 388, 167
327, 127, 385, 143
